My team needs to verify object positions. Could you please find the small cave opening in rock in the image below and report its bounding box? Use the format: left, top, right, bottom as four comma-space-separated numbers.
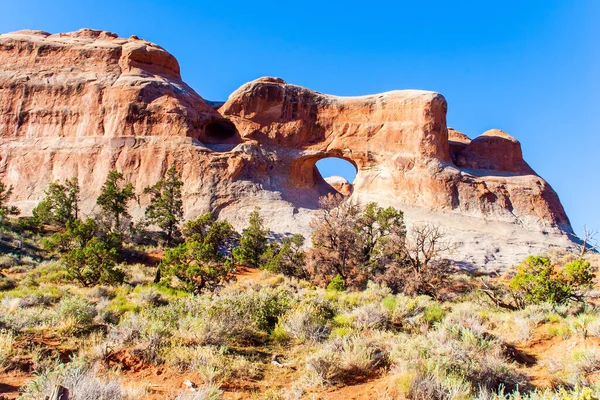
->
203, 118, 241, 145
315, 157, 357, 196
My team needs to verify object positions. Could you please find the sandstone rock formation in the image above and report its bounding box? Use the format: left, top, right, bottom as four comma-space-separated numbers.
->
0, 29, 576, 270
324, 176, 353, 196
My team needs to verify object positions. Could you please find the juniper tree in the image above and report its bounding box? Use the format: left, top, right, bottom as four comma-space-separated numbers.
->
160, 213, 238, 293
233, 207, 270, 268
144, 166, 184, 246
0, 181, 19, 221
33, 177, 80, 226
96, 170, 135, 231
43, 218, 124, 287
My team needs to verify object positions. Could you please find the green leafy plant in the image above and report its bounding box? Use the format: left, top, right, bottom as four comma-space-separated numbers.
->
327, 274, 346, 291
509, 256, 595, 307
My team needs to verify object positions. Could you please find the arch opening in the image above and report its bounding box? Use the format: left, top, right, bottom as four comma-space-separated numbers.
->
315, 157, 357, 196
203, 118, 241, 145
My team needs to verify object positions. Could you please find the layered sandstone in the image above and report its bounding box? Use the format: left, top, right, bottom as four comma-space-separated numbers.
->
0, 30, 576, 270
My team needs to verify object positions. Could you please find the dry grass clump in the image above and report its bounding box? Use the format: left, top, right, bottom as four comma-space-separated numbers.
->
277, 296, 335, 343
0, 329, 15, 367
19, 358, 125, 400
390, 306, 527, 398
174, 384, 222, 400
305, 333, 389, 386
544, 347, 600, 387
56, 296, 98, 334
164, 345, 260, 384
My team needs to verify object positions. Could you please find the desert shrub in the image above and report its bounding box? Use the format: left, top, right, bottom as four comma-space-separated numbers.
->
423, 304, 446, 326
278, 296, 335, 342
0, 276, 16, 291
351, 303, 388, 330
20, 358, 123, 400
126, 284, 295, 347
205, 286, 293, 341
26, 261, 69, 284
132, 286, 168, 307
383, 294, 439, 332
327, 274, 346, 291
305, 334, 388, 386
174, 384, 222, 400
164, 345, 259, 383
103, 313, 170, 364
57, 297, 97, 333
390, 315, 526, 398
546, 347, 600, 387
509, 256, 595, 307
0, 285, 63, 306
0, 329, 14, 367
0, 300, 58, 331
0, 253, 19, 269
403, 369, 471, 400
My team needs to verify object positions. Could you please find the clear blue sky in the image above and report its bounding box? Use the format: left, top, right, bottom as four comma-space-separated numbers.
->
2, 0, 598, 236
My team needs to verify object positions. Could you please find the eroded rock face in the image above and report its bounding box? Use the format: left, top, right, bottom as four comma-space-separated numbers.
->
324, 176, 353, 196
0, 30, 576, 270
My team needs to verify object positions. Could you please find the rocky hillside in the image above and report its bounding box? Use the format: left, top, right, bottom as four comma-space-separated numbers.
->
0, 29, 576, 270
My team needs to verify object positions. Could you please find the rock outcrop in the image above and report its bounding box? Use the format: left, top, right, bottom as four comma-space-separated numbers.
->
0, 29, 576, 270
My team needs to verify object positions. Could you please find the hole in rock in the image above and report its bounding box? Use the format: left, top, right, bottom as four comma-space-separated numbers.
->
203, 119, 240, 145
315, 157, 357, 196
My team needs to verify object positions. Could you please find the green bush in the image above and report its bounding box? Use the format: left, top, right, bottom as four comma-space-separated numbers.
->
160, 239, 234, 293
510, 256, 595, 306
44, 219, 124, 287
261, 234, 306, 278
423, 305, 446, 325
63, 238, 124, 287
327, 274, 346, 292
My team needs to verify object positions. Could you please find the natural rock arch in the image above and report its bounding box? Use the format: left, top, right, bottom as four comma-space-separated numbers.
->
290, 152, 359, 194
0, 31, 576, 270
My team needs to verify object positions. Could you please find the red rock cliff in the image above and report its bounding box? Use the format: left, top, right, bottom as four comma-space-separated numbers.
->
0, 30, 575, 270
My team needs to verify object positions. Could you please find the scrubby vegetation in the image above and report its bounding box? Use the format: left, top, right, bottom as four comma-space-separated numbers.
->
0, 173, 599, 399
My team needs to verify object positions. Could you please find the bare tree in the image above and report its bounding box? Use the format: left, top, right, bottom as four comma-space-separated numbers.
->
405, 223, 452, 273
579, 226, 599, 257
306, 195, 364, 288
399, 223, 454, 297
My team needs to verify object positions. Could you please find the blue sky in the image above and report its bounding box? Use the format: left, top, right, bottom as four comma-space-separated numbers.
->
2, 0, 598, 236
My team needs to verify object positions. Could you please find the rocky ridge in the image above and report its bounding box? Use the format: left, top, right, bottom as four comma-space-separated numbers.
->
0, 29, 576, 270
